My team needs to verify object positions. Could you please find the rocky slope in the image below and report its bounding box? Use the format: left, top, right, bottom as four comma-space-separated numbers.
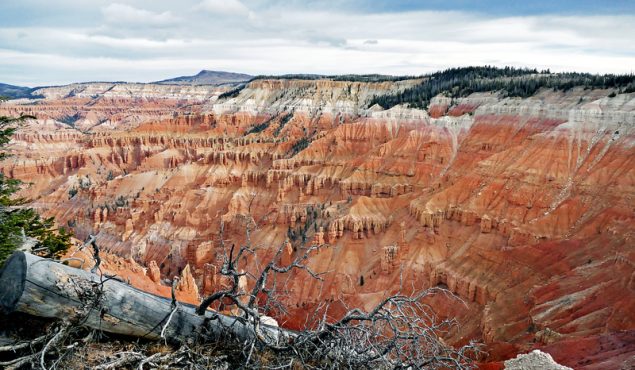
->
1, 76, 633, 368
0, 81, 233, 131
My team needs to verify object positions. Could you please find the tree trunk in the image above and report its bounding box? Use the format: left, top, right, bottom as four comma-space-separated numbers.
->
0, 251, 288, 344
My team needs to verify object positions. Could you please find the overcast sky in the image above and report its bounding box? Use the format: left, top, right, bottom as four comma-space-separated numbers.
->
1, 0, 634, 86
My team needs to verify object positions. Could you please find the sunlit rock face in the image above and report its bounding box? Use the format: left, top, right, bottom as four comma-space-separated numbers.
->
1, 78, 634, 369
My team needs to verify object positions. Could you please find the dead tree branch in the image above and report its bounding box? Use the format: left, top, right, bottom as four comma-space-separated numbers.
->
194, 221, 479, 369
161, 277, 180, 342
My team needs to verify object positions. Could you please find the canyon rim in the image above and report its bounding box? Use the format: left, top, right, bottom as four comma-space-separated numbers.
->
0, 1, 634, 369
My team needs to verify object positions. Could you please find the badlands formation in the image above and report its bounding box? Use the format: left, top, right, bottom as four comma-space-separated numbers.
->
1, 76, 634, 368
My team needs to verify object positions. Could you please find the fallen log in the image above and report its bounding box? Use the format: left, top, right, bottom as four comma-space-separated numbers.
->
0, 251, 289, 344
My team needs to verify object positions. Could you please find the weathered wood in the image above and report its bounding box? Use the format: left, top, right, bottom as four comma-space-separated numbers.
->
0, 252, 26, 314
0, 252, 288, 344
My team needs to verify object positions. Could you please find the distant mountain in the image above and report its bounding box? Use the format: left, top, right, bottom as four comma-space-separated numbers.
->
0, 83, 34, 99
155, 70, 253, 86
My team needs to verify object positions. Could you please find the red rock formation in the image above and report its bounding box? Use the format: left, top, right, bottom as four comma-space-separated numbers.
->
146, 260, 162, 283
1, 81, 633, 368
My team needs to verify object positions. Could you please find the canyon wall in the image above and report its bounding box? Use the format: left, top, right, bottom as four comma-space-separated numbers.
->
1, 78, 633, 368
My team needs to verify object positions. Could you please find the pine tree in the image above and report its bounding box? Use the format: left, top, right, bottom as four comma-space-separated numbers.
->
0, 112, 72, 264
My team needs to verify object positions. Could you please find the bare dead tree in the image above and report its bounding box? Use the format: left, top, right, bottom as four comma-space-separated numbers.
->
194, 221, 480, 369
288, 288, 480, 369
1, 223, 479, 369
0, 238, 106, 370
1, 237, 238, 369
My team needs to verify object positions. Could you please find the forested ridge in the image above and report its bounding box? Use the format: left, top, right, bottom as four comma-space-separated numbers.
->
217, 66, 635, 110
368, 66, 635, 109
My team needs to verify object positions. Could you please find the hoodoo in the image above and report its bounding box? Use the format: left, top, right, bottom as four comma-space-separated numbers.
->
1, 51, 635, 370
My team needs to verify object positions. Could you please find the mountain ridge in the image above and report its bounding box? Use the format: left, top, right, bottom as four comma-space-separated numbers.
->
155, 70, 253, 85
0, 82, 34, 99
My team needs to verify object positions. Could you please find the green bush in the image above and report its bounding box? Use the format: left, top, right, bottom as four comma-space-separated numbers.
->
0, 114, 72, 264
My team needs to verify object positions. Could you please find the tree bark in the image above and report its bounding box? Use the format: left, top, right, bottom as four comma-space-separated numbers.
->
0, 251, 288, 344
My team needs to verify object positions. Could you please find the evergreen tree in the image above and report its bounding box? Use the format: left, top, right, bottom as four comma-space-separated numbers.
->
0, 112, 72, 264
368, 66, 635, 110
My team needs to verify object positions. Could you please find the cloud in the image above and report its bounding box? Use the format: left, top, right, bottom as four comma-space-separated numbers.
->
1, 1, 634, 85
101, 3, 180, 26
197, 0, 252, 17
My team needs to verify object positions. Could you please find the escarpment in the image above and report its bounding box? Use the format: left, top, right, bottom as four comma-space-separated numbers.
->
212, 78, 421, 115
1, 78, 634, 369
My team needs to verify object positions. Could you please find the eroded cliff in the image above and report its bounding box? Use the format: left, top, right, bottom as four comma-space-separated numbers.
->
1, 77, 633, 368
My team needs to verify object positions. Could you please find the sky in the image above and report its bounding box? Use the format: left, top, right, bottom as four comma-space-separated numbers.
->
0, 0, 634, 86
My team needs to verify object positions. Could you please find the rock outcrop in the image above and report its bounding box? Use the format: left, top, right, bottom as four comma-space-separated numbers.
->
504, 350, 573, 370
